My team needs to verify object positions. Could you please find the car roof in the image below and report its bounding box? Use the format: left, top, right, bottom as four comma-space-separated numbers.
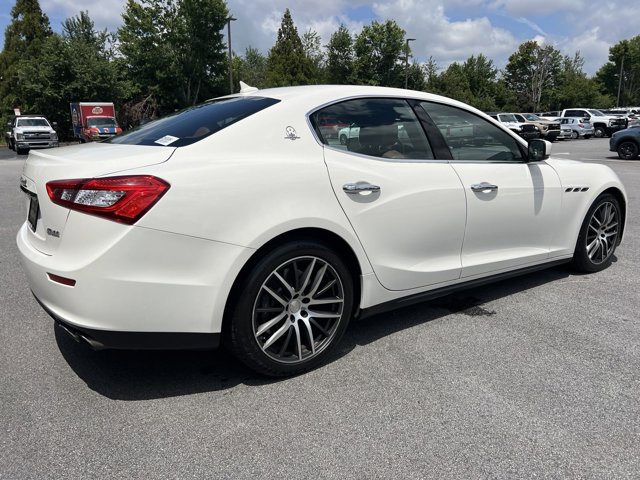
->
216, 84, 486, 116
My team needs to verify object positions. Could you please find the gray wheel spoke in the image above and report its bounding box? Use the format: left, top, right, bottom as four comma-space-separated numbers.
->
263, 322, 291, 351
308, 310, 341, 319
308, 297, 344, 306
316, 279, 336, 297
274, 271, 295, 297
263, 285, 287, 306
310, 318, 330, 337
301, 319, 316, 355
587, 238, 600, 257
298, 258, 316, 294
292, 322, 303, 361
256, 311, 287, 337
307, 264, 328, 297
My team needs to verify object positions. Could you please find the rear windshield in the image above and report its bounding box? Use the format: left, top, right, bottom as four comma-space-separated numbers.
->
108, 96, 280, 147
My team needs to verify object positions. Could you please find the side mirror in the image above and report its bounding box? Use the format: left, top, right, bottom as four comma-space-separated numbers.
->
528, 138, 551, 162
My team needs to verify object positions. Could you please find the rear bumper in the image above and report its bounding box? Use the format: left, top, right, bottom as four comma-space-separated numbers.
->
44, 301, 220, 351
17, 220, 253, 339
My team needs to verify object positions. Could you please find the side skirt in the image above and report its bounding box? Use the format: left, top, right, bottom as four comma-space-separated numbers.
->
358, 258, 571, 320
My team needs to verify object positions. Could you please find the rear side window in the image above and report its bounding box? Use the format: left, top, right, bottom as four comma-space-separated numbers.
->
108, 96, 280, 147
311, 98, 434, 160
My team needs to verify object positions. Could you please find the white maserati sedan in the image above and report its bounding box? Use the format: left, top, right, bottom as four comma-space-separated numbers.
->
17, 85, 626, 376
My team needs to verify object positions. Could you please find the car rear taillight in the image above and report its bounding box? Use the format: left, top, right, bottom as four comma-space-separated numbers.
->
46, 175, 170, 225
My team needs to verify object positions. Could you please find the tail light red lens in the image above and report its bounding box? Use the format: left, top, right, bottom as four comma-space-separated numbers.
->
46, 175, 170, 225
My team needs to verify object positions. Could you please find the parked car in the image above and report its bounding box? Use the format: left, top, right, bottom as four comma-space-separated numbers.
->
487, 112, 540, 140
556, 117, 595, 139
556, 124, 573, 140
7, 115, 59, 155
559, 108, 627, 138
513, 113, 561, 141
609, 127, 640, 160
17, 85, 627, 376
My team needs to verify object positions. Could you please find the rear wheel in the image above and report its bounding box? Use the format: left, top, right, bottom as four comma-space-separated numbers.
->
571, 130, 579, 139
339, 134, 348, 145
617, 140, 639, 160
572, 194, 621, 273
228, 240, 354, 376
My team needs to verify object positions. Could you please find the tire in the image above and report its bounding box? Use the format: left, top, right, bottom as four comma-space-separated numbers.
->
339, 134, 348, 145
16, 147, 27, 155
594, 126, 605, 138
572, 194, 621, 273
228, 240, 354, 376
571, 130, 579, 139
617, 140, 639, 160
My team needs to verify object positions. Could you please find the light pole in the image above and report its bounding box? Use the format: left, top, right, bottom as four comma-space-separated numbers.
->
227, 15, 237, 94
404, 38, 416, 89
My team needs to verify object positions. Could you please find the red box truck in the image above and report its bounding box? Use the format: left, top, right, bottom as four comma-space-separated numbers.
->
70, 102, 122, 142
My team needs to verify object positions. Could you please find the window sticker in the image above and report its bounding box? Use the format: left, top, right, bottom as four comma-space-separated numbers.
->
155, 135, 179, 146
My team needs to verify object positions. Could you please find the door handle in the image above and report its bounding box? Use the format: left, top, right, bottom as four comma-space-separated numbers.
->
343, 181, 381, 195
470, 182, 498, 192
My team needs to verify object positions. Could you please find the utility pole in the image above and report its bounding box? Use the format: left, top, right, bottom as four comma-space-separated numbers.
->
616, 55, 625, 108
227, 16, 237, 94
404, 38, 416, 89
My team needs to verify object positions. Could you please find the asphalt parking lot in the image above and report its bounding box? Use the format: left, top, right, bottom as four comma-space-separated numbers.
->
1, 138, 639, 479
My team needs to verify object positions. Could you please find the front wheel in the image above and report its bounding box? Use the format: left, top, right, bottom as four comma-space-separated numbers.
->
617, 140, 639, 160
594, 126, 605, 138
572, 194, 621, 273
228, 241, 354, 376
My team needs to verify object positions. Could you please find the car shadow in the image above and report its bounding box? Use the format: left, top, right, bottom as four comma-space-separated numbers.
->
57, 265, 576, 401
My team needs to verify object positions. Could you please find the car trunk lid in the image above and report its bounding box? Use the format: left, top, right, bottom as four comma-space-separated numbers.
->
20, 142, 175, 255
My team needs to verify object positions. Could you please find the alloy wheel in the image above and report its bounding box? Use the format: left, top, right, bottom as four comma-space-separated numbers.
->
586, 201, 619, 264
252, 256, 345, 364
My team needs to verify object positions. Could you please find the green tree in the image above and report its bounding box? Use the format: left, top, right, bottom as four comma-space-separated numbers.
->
234, 47, 268, 88
15, 11, 127, 137
118, 0, 228, 115
0, 0, 52, 117
595, 36, 640, 106
302, 29, 325, 83
353, 20, 405, 87
266, 9, 314, 86
555, 52, 613, 109
461, 54, 498, 110
325, 25, 353, 84
503, 40, 562, 111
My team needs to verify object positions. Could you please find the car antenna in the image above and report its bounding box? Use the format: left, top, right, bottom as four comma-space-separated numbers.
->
239, 81, 259, 94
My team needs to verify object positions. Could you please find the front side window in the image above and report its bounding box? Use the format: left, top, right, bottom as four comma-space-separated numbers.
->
109, 96, 280, 147
311, 98, 433, 160
421, 102, 524, 162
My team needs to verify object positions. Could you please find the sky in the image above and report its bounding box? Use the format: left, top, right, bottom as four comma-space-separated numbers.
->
0, 0, 638, 76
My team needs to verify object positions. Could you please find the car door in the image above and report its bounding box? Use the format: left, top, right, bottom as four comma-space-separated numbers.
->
311, 98, 466, 291
420, 102, 563, 278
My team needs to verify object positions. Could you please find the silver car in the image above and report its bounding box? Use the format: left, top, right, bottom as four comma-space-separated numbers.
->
556, 117, 595, 139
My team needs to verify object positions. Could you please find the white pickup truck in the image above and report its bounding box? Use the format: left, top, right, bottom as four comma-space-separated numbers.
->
6, 115, 59, 155
558, 108, 627, 138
